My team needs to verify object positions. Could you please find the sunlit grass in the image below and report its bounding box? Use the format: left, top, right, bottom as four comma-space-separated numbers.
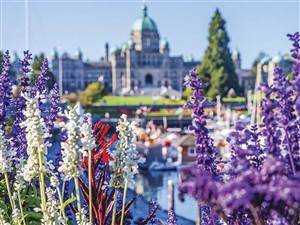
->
95, 96, 185, 106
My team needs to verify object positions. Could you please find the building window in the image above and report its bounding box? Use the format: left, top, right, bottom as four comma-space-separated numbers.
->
131, 81, 135, 89
145, 74, 153, 85
164, 72, 168, 78
187, 147, 196, 157
164, 80, 169, 87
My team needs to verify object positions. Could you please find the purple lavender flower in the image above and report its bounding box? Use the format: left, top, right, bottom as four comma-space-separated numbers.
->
11, 51, 33, 158
167, 210, 179, 225
0, 50, 13, 130
183, 69, 218, 173
272, 67, 299, 174
200, 206, 219, 225
179, 167, 218, 204
179, 69, 221, 223
287, 32, 300, 79
289, 33, 300, 123
149, 199, 161, 225
31, 58, 49, 99
18, 50, 32, 88
227, 122, 264, 175
45, 83, 61, 132
259, 82, 282, 158
178, 35, 300, 225
218, 157, 300, 224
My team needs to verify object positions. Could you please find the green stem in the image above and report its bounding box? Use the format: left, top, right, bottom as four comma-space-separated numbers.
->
249, 204, 263, 225
88, 149, 93, 223
56, 187, 67, 221
4, 173, 21, 225
38, 151, 47, 211
111, 188, 119, 225
120, 180, 128, 225
61, 180, 66, 200
74, 177, 82, 223
17, 190, 26, 225
4, 173, 15, 210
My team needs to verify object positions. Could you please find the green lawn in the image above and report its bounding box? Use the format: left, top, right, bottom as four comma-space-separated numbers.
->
96, 96, 185, 106
222, 96, 246, 103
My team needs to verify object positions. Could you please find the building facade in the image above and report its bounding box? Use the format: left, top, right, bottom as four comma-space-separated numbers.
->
51, 5, 199, 97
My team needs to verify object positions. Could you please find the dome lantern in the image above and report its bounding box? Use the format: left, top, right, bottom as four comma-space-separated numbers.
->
232, 49, 241, 60
75, 48, 83, 60
131, 4, 158, 32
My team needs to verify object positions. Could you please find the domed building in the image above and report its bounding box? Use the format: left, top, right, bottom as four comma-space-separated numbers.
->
231, 49, 255, 92
51, 4, 199, 96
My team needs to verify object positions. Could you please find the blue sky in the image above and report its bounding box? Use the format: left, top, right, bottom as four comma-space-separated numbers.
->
1, 0, 299, 68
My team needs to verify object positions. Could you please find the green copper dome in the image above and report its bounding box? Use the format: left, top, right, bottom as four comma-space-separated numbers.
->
283, 53, 293, 61
127, 39, 135, 48
232, 49, 240, 59
160, 38, 169, 49
260, 56, 271, 65
75, 48, 83, 59
272, 54, 282, 64
132, 5, 158, 32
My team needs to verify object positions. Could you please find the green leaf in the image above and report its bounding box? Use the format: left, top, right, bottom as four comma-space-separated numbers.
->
62, 194, 76, 211
0, 200, 8, 214
26, 211, 42, 220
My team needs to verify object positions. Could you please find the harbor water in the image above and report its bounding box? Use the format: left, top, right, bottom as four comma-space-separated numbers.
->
133, 170, 198, 222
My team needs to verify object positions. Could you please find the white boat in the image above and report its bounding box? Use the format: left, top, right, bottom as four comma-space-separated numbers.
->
148, 160, 181, 171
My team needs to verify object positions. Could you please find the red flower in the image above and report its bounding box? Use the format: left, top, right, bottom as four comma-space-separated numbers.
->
81, 121, 117, 171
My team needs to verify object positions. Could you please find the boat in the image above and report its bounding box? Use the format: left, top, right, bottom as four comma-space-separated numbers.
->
148, 160, 181, 171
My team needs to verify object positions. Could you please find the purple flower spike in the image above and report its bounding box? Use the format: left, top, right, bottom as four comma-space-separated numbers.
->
18, 50, 32, 88
183, 69, 217, 173
259, 82, 282, 157
149, 200, 161, 224
45, 83, 61, 132
0, 50, 13, 130
227, 122, 264, 175
167, 210, 179, 225
32, 58, 49, 99
11, 51, 34, 159
287, 32, 300, 79
289, 32, 300, 123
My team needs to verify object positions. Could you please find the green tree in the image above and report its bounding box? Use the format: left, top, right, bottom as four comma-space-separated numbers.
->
196, 9, 242, 100
79, 82, 107, 105
31, 53, 56, 90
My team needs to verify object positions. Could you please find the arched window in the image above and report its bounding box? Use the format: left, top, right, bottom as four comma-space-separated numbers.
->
164, 80, 169, 87
131, 81, 135, 89
145, 74, 153, 85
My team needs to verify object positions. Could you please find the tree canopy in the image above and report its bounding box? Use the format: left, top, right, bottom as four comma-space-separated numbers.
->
196, 9, 242, 100
79, 82, 107, 105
